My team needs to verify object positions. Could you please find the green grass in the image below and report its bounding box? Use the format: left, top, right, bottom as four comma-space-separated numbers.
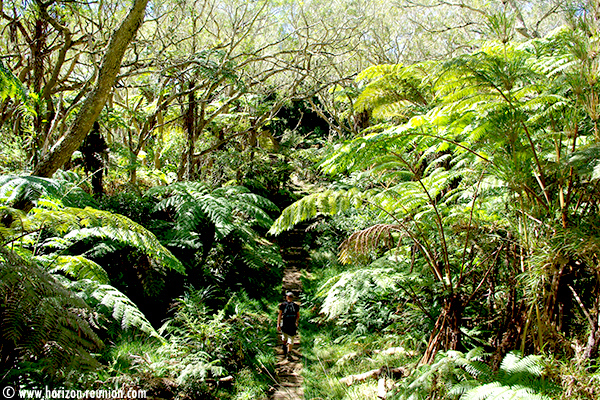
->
301, 328, 418, 399
299, 249, 420, 400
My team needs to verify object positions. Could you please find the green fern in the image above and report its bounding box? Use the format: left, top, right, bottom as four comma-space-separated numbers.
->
149, 182, 282, 286
355, 62, 434, 120
0, 245, 103, 379
268, 187, 367, 235
0, 176, 179, 344
149, 182, 278, 241
0, 174, 97, 210
316, 264, 402, 321
68, 279, 160, 338
38, 254, 111, 284
236, 225, 283, 270
450, 351, 559, 400
28, 205, 184, 274
0, 60, 28, 103
394, 349, 487, 400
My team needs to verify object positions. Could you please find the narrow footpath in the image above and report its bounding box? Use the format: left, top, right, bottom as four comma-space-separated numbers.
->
271, 224, 309, 400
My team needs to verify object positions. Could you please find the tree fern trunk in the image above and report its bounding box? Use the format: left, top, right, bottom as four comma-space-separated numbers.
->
421, 293, 463, 364
583, 312, 600, 361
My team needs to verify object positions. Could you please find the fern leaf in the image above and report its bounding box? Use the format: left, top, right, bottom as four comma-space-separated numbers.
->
0, 245, 103, 376
0, 175, 97, 209
269, 188, 366, 235
356, 64, 403, 82
499, 351, 544, 379
317, 264, 403, 320
69, 279, 160, 338
150, 182, 278, 240
0, 60, 28, 103
50, 206, 185, 274
39, 254, 110, 284
339, 224, 401, 264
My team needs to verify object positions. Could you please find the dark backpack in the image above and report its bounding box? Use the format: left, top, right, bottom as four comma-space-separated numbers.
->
281, 301, 297, 332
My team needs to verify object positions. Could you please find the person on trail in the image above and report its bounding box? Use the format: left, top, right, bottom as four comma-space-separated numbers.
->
277, 291, 300, 360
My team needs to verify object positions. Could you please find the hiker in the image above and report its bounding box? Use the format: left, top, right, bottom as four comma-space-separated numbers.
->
277, 291, 300, 360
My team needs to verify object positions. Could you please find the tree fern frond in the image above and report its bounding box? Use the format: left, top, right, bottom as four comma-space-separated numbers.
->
0, 60, 28, 103
567, 143, 600, 178
320, 127, 419, 175
269, 188, 366, 235
0, 205, 29, 242
462, 382, 508, 400
0, 245, 103, 376
454, 351, 557, 400
69, 279, 160, 338
0, 175, 96, 210
499, 351, 544, 378
38, 254, 110, 284
149, 182, 277, 240
229, 189, 279, 228
463, 382, 550, 400
339, 224, 401, 264
68, 225, 183, 274
29, 206, 82, 234
354, 62, 432, 123
356, 64, 403, 82
317, 265, 402, 320
522, 94, 565, 112
240, 241, 284, 270
233, 200, 275, 228
27, 205, 184, 274
195, 196, 233, 239
91, 207, 182, 268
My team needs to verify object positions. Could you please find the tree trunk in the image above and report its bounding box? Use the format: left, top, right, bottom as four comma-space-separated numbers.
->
421, 293, 463, 364
583, 312, 600, 361
178, 82, 197, 180
31, 16, 47, 165
32, 0, 149, 177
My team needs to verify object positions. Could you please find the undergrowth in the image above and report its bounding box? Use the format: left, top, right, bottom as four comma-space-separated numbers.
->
300, 230, 600, 400
301, 245, 420, 400
66, 289, 278, 399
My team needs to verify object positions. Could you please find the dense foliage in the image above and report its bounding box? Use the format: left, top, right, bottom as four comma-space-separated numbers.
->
3, 0, 600, 399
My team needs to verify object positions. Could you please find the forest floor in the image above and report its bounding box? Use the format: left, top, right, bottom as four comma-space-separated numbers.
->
271, 225, 309, 400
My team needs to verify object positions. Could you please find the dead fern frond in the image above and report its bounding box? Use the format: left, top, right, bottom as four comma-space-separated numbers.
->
339, 224, 402, 264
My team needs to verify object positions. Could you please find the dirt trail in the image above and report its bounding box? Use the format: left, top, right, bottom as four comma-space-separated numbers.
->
271, 225, 309, 400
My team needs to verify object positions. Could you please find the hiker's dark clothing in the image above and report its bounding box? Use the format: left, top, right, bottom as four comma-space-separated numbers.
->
279, 301, 300, 336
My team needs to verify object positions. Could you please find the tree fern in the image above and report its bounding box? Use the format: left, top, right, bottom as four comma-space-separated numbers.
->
148, 182, 282, 290
25, 205, 185, 274
449, 351, 559, 400
354, 62, 434, 120
338, 224, 401, 264
148, 182, 278, 240
67, 279, 160, 338
235, 225, 283, 270
0, 174, 97, 210
268, 187, 367, 235
0, 245, 103, 379
316, 264, 403, 321
0, 176, 179, 344
39, 254, 111, 284
270, 165, 461, 238
394, 349, 489, 400
0, 60, 28, 103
